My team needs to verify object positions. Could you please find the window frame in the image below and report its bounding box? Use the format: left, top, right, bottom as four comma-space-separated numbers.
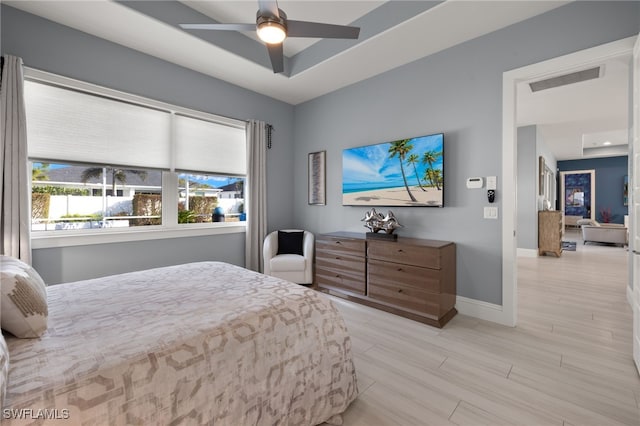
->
26, 68, 247, 249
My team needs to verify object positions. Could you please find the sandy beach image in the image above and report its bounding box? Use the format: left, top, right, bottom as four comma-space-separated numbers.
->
343, 185, 442, 206
342, 133, 444, 207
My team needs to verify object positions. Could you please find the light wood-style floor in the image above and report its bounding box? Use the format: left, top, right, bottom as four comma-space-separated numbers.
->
332, 229, 640, 425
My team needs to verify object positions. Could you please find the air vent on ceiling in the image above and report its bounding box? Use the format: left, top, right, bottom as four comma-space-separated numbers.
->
529, 66, 601, 92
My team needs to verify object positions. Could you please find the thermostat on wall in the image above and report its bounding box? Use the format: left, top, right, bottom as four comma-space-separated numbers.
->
466, 177, 484, 189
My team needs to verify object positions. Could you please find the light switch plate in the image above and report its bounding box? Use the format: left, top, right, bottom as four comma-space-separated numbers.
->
484, 206, 498, 219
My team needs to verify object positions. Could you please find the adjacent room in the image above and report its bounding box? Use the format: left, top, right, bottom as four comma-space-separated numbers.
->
1, 1, 639, 425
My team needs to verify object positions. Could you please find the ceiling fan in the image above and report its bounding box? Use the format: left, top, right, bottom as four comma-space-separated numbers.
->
179, 0, 360, 74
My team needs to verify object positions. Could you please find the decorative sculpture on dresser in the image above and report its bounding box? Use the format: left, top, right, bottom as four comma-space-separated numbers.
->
361, 208, 402, 240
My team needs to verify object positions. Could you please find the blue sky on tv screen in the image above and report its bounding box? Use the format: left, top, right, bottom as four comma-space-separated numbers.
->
342, 134, 443, 193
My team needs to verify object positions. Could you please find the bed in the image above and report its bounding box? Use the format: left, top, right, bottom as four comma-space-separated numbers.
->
1, 261, 357, 425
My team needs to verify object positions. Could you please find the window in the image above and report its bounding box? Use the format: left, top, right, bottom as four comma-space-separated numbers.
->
32, 163, 162, 231
24, 69, 247, 242
178, 174, 245, 224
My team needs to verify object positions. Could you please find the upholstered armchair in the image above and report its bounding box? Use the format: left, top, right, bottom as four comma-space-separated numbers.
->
263, 230, 314, 284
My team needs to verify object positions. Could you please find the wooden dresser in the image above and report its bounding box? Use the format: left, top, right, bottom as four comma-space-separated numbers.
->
538, 210, 562, 257
315, 232, 456, 328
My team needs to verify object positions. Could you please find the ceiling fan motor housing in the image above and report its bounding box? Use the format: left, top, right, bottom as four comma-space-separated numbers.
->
256, 8, 288, 40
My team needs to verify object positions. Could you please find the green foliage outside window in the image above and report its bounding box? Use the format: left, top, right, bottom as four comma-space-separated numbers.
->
178, 210, 196, 224
132, 194, 162, 225
31, 193, 50, 219
32, 185, 90, 196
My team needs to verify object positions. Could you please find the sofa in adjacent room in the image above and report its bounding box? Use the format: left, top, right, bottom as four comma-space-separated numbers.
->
578, 220, 628, 247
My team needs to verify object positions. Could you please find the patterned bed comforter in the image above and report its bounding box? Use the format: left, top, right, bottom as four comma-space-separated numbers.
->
3, 262, 357, 425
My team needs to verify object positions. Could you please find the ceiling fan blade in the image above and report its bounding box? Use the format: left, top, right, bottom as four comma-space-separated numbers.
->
180, 23, 256, 32
287, 20, 360, 39
266, 43, 284, 73
258, 0, 280, 18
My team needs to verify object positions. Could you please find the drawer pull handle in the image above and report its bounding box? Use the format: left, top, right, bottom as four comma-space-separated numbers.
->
335, 241, 342, 245
335, 274, 341, 278
398, 289, 403, 293
335, 256, 341, 260
397, 268, 403, 272
397, 249, 404, 253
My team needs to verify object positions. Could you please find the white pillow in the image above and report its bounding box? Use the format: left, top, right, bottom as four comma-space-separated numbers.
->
0, 255, 48, 338
0, 333, 8, 406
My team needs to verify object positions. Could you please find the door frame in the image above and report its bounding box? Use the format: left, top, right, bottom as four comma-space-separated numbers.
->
631, 35, 639, 374
501, 36, 636, 327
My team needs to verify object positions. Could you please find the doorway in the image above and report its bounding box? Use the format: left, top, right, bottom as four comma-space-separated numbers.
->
501, 36, 636, 327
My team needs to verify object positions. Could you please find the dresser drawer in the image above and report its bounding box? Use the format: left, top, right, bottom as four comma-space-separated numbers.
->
316, 264, 366, 295
368, 241, 440, 268
367, 281, 441, 316
317, 252, 364, 273
316, 237, 365, 256
367, 259, 441, 293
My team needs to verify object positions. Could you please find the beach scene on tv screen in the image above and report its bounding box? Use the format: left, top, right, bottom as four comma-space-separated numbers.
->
342, 134, 443, 206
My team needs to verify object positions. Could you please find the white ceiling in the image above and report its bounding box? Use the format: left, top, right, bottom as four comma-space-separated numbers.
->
180, 0, 386, 57
6, 0, 569, 104
6, 0, 629, 161
516, 54, 630, 161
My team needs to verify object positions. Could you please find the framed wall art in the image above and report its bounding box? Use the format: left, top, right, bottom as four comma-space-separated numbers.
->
560, 169, 595, 220
308, 151, 326, 205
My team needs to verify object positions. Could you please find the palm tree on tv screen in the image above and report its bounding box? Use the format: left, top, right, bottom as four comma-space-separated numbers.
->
388, 139, 417, 202
424, 167, 443, 191
406, 153, 426, 192
422, 150, 443, 190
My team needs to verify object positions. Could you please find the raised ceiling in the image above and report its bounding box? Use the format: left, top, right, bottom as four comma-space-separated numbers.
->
5, 0, 569, 105
6, 0, 628, 161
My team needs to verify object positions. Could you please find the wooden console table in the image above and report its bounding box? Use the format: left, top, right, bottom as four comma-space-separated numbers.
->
315, 232, 457, 328
538, 211, 562, 257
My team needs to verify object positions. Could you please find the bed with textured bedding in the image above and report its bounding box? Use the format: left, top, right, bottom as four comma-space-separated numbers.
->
1, 261, 357, 425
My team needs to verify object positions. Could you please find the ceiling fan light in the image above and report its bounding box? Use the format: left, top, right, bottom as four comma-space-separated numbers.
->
257, 22, 286, 44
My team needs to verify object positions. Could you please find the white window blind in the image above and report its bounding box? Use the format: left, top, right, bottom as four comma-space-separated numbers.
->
174, 114, 246, 175
24, 81, 172, 169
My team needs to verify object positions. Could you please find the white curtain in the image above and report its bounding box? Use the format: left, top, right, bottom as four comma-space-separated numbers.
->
245, 120, 268, 272
0, 55, 31, 263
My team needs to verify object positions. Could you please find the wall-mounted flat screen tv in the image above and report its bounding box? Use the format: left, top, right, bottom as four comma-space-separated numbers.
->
342, 133, 444, 207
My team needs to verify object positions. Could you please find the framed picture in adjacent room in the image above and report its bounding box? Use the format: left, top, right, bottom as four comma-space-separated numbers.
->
308, 151, 326, 205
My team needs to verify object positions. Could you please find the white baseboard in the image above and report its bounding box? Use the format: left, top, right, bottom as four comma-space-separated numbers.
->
456, 296, 512, 326
517, 248, 538, 258
628, 284, 633, 308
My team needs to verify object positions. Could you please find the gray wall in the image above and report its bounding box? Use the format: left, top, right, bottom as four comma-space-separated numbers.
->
517, 126, 537, 251
517, 125, 557, 252
33, 233, 245, 284
292, 1, 639, 305
1, 5, 295, 283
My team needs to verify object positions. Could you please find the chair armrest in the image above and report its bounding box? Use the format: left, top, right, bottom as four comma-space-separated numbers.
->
302, 231, 315, 258
263, 232, 278, 275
